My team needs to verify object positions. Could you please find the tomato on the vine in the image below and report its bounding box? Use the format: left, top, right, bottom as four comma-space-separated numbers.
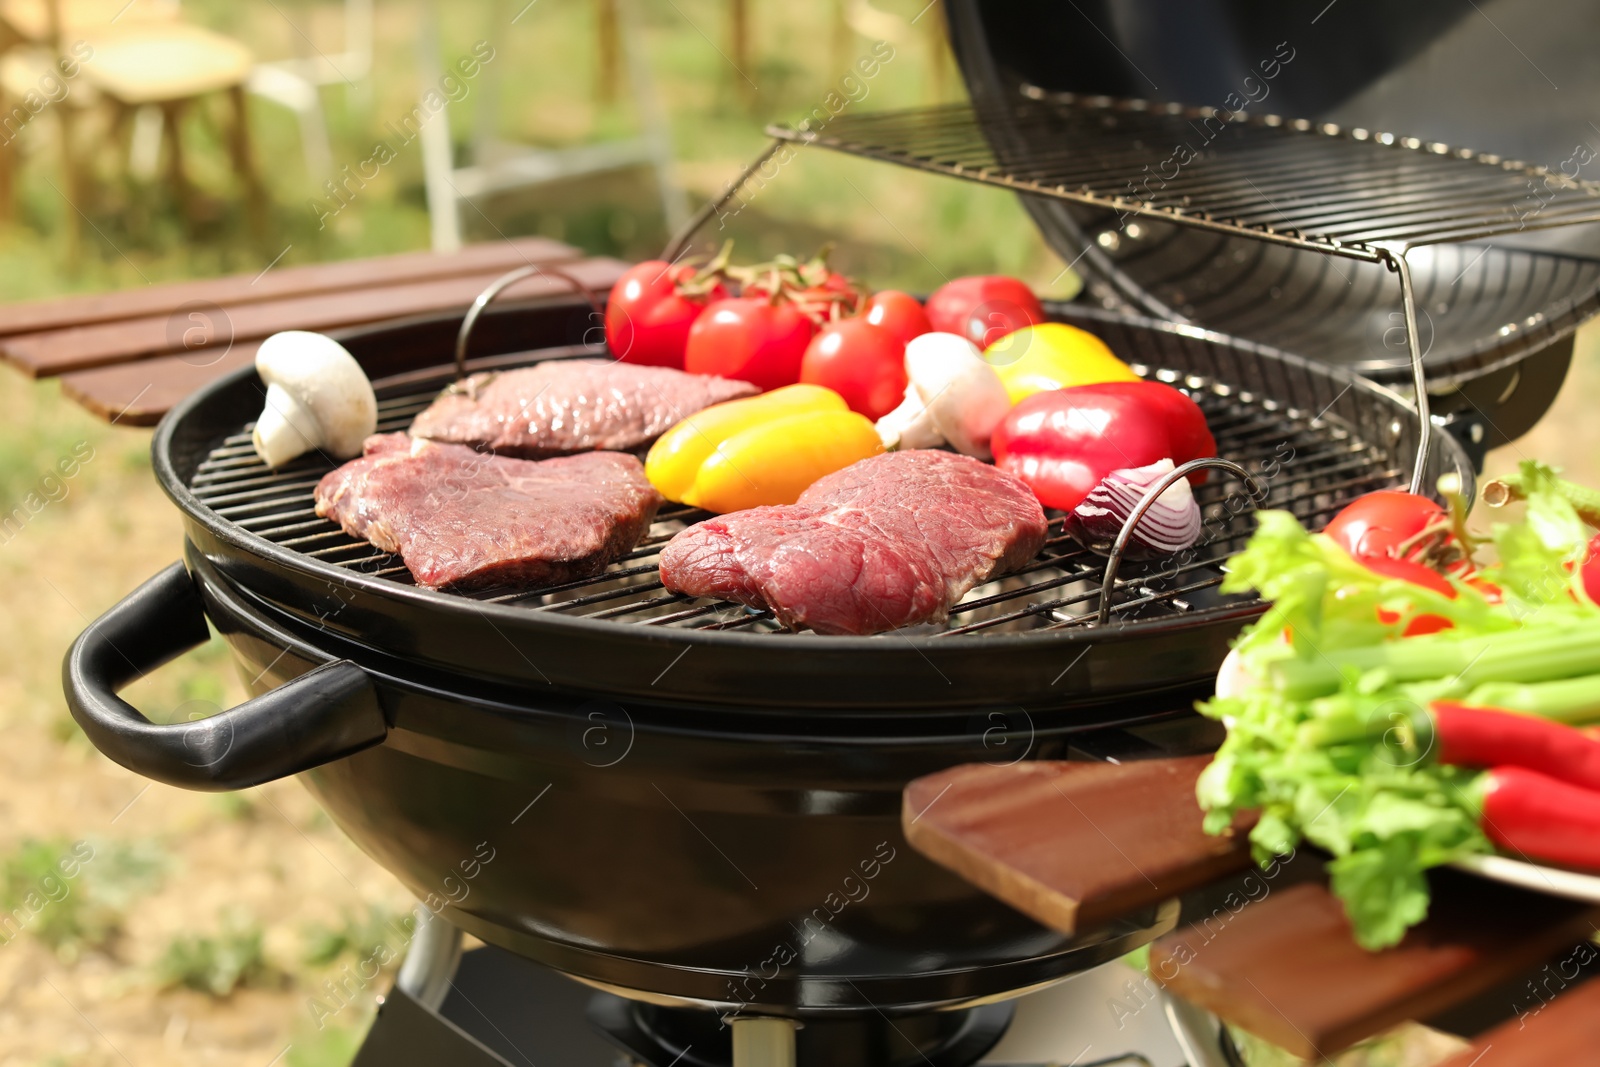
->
863, 290, 932, 348
684, 297, 817, 391
605, 261, 729, 369
1323, 491, 1448, 561
1324, 489, 1476, 633
924, 276, 1044, 349
742, 254, 865, 321
799, 319, 908, 420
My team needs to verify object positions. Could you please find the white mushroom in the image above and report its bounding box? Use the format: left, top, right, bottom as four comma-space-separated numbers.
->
251, 331, 377, 467
875, 332, 1012, 459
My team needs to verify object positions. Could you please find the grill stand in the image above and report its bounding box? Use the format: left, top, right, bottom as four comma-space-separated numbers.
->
359, 905, 1176, 1066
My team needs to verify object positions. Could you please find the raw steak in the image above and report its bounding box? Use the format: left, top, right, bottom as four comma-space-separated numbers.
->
659, 450, 1047, 635
409, 359, 759, 458
314, 433, 661, 591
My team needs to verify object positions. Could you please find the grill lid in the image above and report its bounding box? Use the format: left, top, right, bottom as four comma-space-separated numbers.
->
919, 0, 1600, 398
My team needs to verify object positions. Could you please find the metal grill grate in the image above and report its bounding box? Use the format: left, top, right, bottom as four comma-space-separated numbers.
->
769, 96, 1600, 258
184, 343, 1409, 638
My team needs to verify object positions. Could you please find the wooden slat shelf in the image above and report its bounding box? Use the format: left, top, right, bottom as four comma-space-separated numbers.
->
0, 239, 628, 426
903, 753, 1600, 1061
1152, 876, 1600, 1059
0, 237, 575, 340
903, 757, 1255, 935
1436, 976, 1600, 1066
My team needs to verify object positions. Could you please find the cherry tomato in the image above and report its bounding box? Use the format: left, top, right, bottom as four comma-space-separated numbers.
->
924, 276, 1045, 349
799, 319, 908, 420
1323, 491, 1447, 561
1362, 554, 1457, 635
863, 291, 932, 348
684, 297, 817, 391
605, 261, 730, 369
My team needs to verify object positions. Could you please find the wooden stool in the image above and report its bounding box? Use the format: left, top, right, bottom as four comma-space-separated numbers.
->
79, 20, 263, 239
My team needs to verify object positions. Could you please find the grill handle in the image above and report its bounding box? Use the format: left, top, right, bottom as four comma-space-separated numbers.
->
63, 563, 387, 792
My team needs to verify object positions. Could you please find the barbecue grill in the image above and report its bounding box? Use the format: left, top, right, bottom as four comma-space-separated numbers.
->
60, 2, 1600, 1064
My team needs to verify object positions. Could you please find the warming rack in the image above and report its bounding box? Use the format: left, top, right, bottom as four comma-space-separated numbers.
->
685, 94, 1600, 492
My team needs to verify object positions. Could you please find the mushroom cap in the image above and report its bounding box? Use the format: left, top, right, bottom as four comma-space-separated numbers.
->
253, 331, 377, 461
903, 333, 1011, 458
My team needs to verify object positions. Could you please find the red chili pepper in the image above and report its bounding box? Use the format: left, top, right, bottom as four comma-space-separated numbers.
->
1430, 702, 1600, 791
989, 381, 1216, 511
1579, 531, 1600, 604
1474, 765, 1600, 869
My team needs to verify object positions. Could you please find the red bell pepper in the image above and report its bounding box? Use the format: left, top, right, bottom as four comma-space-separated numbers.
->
990, 381, 1216, 511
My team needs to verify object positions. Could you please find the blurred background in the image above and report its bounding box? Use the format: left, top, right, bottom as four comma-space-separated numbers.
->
0, 1, 1595, 1065
0, 3, 1077, 1064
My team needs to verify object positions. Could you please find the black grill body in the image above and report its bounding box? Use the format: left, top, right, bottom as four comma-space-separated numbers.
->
191, 548, 1171, 1014
63, 297, 1468, 1015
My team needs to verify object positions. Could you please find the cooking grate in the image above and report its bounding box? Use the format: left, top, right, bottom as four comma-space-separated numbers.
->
182, 320, 1425, 638
770, 96, 1600, 260
763, 95, 1600, 387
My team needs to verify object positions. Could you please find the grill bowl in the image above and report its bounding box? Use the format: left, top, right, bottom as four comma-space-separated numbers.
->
156, 299, 1472, 712
188, 546, 1177, 1014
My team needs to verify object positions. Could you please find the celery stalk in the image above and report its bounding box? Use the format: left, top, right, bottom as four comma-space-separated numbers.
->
1269, 623, 1600, 700
1462, 675, 1600, 724
1485, 468, 1600, 528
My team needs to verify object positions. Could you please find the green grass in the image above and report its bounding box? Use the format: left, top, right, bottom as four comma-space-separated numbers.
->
301, 905, 410, 969
0, 837, 168, 961
156, 914, 287, 997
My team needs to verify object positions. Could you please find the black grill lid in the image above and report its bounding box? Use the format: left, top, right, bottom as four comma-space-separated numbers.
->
933, 0, 1600, 405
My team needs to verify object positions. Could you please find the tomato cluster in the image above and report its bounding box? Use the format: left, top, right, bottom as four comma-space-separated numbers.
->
1321, 490, 1484, 634
603, 250, 1047, 422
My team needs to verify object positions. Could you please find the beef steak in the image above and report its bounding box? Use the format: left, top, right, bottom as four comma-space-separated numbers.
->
659, 450, 1048, 635
409, 360, 759, 458
314, 433, 661, 591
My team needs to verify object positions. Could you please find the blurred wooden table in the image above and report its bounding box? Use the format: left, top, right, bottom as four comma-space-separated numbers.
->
904, 737, 1600, 1062
0, 238, 627, 425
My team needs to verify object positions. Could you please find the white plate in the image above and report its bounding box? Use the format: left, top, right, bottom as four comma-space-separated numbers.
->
1212, 647, 1600, 904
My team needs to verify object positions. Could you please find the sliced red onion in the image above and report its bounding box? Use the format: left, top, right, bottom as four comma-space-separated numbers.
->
1068, 459, 1202, 559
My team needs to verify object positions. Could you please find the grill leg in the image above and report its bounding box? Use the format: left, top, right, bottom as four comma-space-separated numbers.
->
730, 1016, 798, 1067
395, 906, 464, 1012
1161, 992, 1238, 1067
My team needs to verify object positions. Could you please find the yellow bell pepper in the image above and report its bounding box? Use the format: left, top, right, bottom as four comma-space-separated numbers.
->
984, 322, 1138, 404
646, 385, 883, 512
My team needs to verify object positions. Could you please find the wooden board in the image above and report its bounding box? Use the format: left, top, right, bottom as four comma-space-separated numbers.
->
4, 258, 627, 378
901, 757, 1255, 934
1151, 876, 1600, 1060
0, 237, 576, 340
1436, 975, 1600, 1066
59, 344, 260, 426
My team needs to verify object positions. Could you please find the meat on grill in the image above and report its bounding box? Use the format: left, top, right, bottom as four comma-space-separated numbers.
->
409, 360, 759, 458
314, 433, 661, 591
659, 450, 1048, 635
